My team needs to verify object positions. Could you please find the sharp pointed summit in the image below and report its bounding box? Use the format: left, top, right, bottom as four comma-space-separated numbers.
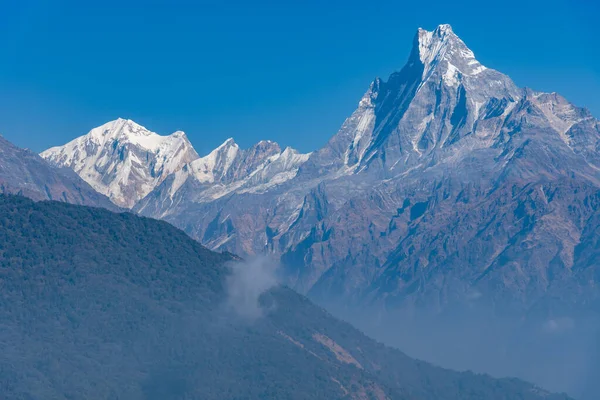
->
302, 24, 524, 174
414, 24, 488, 86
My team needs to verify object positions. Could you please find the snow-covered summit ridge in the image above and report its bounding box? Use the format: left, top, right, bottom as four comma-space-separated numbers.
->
43, 118, 195, 161
329, 24, 595, 175
165, 137, 311, 198
40, 118, 200, 208
41, 119, 311, 208
415, 24, 488, 87
356, 24, 489, 110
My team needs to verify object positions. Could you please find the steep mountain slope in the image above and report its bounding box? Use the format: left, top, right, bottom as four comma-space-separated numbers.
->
40, 118, 200, 208
135, 138, 310, 223
0, 194, 572, 400
0, 135, 116, 210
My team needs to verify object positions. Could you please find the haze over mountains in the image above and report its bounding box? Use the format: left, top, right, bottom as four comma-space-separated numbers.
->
2, 23, 596, 398
0, 194, 575, 399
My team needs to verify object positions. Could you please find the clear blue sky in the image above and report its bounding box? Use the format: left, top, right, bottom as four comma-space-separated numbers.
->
1, 0, 598, 155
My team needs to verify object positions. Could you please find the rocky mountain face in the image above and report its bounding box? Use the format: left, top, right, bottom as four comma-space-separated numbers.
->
0, 135, 116, 210
134, 138, 310, 227
41, 24, 600, 398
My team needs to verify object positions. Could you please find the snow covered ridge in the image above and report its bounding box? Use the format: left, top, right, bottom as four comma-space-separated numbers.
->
134, 137, 312, 217
185, 138, 310, 187
417, 23, 487, 85
40, 118, 311, 208
41, 118, 199, 208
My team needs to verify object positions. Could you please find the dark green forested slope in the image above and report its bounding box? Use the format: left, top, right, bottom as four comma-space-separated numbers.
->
0, 195, 571, 400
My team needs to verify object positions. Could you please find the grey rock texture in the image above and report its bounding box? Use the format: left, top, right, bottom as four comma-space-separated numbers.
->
0, 135, 116, 209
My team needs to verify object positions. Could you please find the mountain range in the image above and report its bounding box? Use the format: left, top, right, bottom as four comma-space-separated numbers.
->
4, 23, 598, 398
41, 25, 600, 304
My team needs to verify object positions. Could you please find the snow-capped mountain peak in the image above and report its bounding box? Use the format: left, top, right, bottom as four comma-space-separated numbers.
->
87, 118, 153, 141
187, 137, 240, 184
417, 24, 457, 65
306, 24, 574, 177
219, 137, 238, 147
41, 119, 199, 208
416, 24, 487, 88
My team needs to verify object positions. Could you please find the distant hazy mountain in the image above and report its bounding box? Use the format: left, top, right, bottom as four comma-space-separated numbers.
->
40, 24, 600, 397
0, 194, 572, 400
0, 135, 115, 209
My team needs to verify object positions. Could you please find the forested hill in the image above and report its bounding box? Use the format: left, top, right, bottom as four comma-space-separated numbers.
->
0, 195, 571, 400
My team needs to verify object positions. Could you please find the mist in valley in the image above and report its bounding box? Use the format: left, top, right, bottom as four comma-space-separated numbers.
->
322, 299, 600, 399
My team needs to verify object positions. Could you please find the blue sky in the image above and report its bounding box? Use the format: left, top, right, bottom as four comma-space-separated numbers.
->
1, 0, 598, 155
